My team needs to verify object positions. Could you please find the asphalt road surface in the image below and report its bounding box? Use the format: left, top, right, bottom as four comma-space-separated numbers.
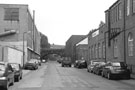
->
8, 61, 135, 90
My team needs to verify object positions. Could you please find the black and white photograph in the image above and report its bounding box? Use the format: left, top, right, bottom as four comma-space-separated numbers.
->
0, 0, 135, 90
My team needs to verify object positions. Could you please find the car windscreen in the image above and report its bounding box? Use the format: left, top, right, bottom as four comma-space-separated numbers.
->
10, 64, 19, 70
92, 62, 100, 65
112, 62, 121, 67
0, 64, 5, 71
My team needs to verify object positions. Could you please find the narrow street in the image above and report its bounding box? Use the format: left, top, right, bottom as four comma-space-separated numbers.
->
9, 61, 135, 90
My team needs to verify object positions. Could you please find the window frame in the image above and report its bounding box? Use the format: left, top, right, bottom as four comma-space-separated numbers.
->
128, 33, 134, 56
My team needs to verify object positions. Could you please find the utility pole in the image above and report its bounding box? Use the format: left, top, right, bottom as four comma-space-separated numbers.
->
33, 10, 35, 51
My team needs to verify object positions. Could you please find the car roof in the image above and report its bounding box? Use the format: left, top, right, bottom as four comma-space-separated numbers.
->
0, 61, 8, 66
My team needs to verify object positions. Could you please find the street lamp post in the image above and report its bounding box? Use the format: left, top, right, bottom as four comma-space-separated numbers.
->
23, 31, 31, 68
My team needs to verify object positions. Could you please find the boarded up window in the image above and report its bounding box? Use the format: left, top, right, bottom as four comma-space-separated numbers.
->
4, 8, 19, 21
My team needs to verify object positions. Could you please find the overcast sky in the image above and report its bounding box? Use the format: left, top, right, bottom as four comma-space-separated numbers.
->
0, 0, 117, 45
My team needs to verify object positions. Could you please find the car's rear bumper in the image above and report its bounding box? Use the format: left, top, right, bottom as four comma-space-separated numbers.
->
0, 80, 7, 87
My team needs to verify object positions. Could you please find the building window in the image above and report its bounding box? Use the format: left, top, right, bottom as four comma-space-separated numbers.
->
98, 43, 102, 58
127, 0, 130, 16
133, 0, 135, 13
128, 33, 134, 56
89, 47, 91, 59
92, 46, 94, 59
95, 44, 98, 59
4, 8, 19, 21
118, 3, 122, 20
102, 42, 105, 58
114, 39, 118, 58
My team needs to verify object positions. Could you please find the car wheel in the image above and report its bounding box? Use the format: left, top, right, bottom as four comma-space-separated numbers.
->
4, 82, 9, 90
20, 75, 22, 79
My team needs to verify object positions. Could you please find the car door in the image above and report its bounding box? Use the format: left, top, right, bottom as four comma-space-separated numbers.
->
103, 63, 111, 76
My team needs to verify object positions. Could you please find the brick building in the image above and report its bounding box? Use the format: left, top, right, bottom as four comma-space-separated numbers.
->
88, 24, 107, 64
76, 37, 88, 61
0, 4, 41, 66
87, 0, 135, 74
65, 35, 86, 62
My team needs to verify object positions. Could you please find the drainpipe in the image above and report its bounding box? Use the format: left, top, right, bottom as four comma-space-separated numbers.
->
123, 0, 126, 63
104, 31, 108, 63
108, 10, 111, 47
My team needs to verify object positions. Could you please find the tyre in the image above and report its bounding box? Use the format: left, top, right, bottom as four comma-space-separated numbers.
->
126, 74, 130, 80
4, 82, 9, 90
15, 76, 19, 82
20, 74, 22, 79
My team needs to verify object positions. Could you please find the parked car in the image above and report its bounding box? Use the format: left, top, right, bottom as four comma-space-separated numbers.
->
30, 59, 40, 66
76, 60, 87, 68
0, 62, 14, 90
87, 60, 100, 73
74, 60, 79, 67
92, 62, 106, 75
57, 58, 63, 63
61, 57, 72, 67
24, 60, 38, 70
101, 61, 130, 80
9, 63, 23, 82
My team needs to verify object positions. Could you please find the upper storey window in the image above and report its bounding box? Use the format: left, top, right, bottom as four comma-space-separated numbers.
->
133, 0, 135, 13
128, 33, 134, 56
4, 8, 19, 21
118, 3, 122, 20
127, 0, 130, 16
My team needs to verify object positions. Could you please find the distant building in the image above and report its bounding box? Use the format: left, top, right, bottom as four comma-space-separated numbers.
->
50, 44, 65, 49
76, 37, 88, 61
0, 4, 41, 65
65, 35, 86, 62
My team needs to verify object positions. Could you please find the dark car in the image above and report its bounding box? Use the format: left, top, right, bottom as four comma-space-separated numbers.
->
9, 63, 23, 82
74, 60, 80, 68
0, 62, 14, 90
87, 60, 100, 73
24, 61, 38, 70
61, 57, 72, 67
92, 62, 106, 75
57, 58, 63, 63
76, 60, 87, 68
101, 61, 130, 80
